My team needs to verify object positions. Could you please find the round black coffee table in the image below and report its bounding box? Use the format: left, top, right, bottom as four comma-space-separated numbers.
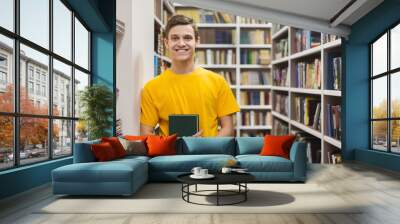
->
177, 173, 255, 206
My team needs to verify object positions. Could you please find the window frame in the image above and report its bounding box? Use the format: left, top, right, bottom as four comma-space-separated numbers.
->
0, 0, 92, 171
370, 20, 400, 154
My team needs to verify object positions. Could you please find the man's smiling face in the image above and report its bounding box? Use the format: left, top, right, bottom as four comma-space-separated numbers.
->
165, 25, 198, 63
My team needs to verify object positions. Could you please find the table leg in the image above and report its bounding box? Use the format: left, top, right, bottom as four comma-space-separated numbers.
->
217, 184, 219, 206
245, 183, 247, 201
195, 184, 197, 192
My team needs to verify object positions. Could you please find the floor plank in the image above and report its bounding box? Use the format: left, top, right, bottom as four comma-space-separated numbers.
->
1, 162, 400, 224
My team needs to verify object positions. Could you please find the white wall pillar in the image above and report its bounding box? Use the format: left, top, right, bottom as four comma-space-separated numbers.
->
116, 0, 154, 135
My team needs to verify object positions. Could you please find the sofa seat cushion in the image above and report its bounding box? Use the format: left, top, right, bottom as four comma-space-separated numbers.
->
53, 159, 147, 183
149, 154, 235, 172
236, 155, 293, 172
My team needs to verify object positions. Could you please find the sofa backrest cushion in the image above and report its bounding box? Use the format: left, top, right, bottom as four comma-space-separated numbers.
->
73, 139, 100, 163
179, 137, 235, 155
235, 137, 264, 155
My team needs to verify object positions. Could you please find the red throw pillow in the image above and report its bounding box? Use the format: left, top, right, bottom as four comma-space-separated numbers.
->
91, 142, 117, 161
146, 134, 177, 157
101, 137, 127, 158
260, 135, 296, 159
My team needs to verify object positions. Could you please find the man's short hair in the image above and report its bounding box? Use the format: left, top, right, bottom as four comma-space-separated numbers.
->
164, 14, 199, 40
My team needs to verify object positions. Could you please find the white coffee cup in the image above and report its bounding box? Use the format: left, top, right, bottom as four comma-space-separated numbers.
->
191, 167, 202, 176
200, 169, 208, 176
221, 167, 232, 174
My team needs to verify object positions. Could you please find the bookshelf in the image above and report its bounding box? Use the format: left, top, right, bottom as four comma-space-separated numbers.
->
175, 6, 273, 137
271, 26, 342, 164
154, 0, 174, 76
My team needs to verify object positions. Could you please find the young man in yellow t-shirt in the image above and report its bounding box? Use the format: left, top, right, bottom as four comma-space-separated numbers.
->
140, 15, 239, 137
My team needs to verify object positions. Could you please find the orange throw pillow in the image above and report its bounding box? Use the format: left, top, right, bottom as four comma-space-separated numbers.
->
260, 135, 296, 159
91, 142, 117, 161
101, 137, 127, 158
146, 134, 177, 157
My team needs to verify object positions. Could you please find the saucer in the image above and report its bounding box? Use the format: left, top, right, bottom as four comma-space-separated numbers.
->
190, 174, 215, 179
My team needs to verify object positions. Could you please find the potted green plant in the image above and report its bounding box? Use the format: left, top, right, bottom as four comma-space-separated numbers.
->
79, 84, 113, 140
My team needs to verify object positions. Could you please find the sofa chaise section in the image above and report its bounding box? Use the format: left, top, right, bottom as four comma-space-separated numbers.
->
235, 137, 307, 182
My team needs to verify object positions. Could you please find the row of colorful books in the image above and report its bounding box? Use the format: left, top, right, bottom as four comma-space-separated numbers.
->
326, 104, 341, 140
239, 17, 268, 24
273, 93, 289, 116
240, 90, 271, 105
176, 8, 235, 24
293, 29, 321, 53
240, 71, 271, 85
322, 33, 340, 44
240, 49, 271, 65
196, 49, 236, 65
294, 59, 321, 89
216, 70, 236, 85
241, 110, 272, 126
273, 66, 289, 87
199, 29, 236, 44
326, 56, 342, 91
240, 130, 270, 137
292, 130, 322, 163
240, 29, 271, 45
272, 119, 289, 135
274, 38, 288, 59
293, 96, 321, 130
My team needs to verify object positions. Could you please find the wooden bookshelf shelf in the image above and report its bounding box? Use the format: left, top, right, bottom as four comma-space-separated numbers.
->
197, 23, 237, 28
324, 135, 342, 149
323, 39, 341, 50
323, 90, 341, 97
272, 26, 289, 40
239, 125, 272, 130
291, 120, 323, 139
240, 105, 272, 110
240, 85, 272, 89
239, 23, 272, 28
238, 44, 272, 48
197, 44, 236, 48
290, 45, 322, 60
271, 86, 290, 91
199, 64, 236, 69
291, 88, 322, 95
271, 56, 289, 65
239, 64, 271, 69
271, 111, 290, 123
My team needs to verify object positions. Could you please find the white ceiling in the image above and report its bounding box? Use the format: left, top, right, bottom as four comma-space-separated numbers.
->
172, 0, 384, 37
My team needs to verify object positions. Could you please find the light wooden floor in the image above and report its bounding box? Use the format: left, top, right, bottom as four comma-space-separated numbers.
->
1, 162, 400, 224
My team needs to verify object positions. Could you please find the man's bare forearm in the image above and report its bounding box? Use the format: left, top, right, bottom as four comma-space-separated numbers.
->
217, 127, 234, 137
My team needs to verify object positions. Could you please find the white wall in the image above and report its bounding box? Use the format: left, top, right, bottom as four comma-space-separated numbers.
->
116, 0, 154, 135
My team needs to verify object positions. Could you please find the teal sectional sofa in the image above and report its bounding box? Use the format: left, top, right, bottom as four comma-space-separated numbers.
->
52, 137, 307, 196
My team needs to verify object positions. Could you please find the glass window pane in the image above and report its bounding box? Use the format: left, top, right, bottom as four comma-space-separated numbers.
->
20, 117, 49, 165
372, 121, 388, 151
391, 72, 400, 118
0, 116, 14, 170
75, 18, 89, 70
53, 59, 72, 117
392, 120, 400, 153
0, 34, 14, 113
391, 24, 400, 70
0, 0, 14, 31
372, 76, 387, 119
74, 69, 89, 118
53, 0, 72, 60
53, 119, 72, 158
75, 120, 88, 142
372, 33, 387, 76
20, 44, 49, 115
20, 0, 49, 49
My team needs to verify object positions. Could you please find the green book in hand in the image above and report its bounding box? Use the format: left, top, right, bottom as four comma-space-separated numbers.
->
169, 114, 199, 137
